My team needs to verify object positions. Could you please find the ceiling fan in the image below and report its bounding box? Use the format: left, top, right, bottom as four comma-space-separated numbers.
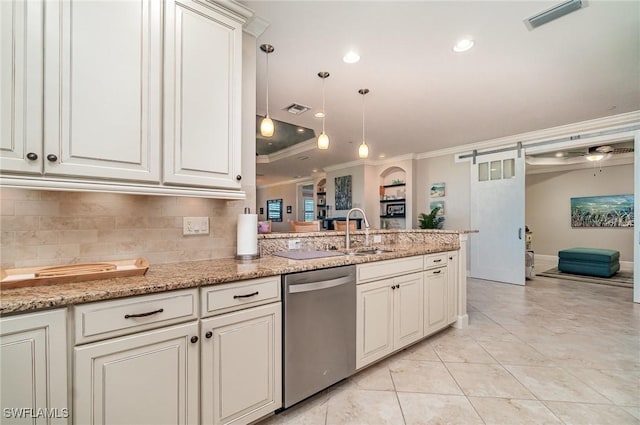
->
564, 144, 634, 162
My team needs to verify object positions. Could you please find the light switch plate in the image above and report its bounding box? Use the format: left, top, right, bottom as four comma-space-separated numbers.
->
373, 235, 382, 243
288, 239, 301, 250
183, 217, 210, 235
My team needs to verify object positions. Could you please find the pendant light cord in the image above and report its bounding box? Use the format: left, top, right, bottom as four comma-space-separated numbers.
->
361, 92, 366, 143
265, 52, 270, 117
322, 78, 326, 133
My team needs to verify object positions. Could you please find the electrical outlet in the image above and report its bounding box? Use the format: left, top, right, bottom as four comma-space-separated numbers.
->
373, 235, 382, 243
183, 217, 210, 235
288, 239, 301, 250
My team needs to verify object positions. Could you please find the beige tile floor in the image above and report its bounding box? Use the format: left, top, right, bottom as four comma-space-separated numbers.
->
259, 262, 639, 425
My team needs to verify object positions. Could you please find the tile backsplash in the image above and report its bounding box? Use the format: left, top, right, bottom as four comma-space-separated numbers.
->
0, 188, 245, 268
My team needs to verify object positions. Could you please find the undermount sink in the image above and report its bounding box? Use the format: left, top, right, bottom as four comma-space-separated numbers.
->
347, 248, 394, 256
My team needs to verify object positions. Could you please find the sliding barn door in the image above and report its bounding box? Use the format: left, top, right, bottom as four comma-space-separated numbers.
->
469, 151, 526, 285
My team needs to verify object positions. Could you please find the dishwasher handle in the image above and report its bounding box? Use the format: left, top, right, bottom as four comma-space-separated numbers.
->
288, 275, 354, 294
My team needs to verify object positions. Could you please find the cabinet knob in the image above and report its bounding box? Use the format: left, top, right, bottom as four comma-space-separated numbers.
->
236, 175, 242, 181
205, 331, 213, 339
46, 154, 58, 162
190, 336, 199, 344
449, 256, 453, 260
26, 152, 38, 161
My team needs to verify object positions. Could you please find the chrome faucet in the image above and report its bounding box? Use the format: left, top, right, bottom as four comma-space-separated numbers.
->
345, 208, 370, 250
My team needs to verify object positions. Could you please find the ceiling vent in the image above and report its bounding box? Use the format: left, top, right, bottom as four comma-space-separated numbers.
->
284, 103, 311, 115
525, 0, 583, 30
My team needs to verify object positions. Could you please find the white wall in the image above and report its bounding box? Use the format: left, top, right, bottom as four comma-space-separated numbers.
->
415, 154, 471, 231
256, 183, 297, 232
526, 163, 634, 261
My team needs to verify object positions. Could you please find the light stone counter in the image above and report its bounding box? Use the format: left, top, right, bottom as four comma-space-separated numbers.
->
1, 229, 472, 315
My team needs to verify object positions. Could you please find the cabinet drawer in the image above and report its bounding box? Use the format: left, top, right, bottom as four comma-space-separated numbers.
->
357, 256, 423, 284
424, 253, 448, 270
201, 276, 281, 317
73, 289, 198, 344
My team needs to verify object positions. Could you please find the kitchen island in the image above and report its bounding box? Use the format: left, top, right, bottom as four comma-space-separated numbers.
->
0, 229, 471, 425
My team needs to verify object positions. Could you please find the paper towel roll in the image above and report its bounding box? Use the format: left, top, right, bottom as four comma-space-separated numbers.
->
237, 213, 258, 259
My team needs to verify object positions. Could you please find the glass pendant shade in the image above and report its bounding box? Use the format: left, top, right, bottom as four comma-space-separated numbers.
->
317, 132, 329, 150
260, 116, 274, 137
358, 141, 369, 158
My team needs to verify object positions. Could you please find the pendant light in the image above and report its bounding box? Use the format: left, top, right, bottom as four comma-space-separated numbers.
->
317, 72, 330, 150
358, 89, 370, 159
260, 44, 275, 137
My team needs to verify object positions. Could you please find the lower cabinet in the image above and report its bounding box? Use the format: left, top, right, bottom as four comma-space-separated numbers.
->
447, 251, 459, 324
201, 302, 282, 425
424, 266, 448, 336
0, 309, 69, 424
356, 272, 423, 369
74, 321, 199, 425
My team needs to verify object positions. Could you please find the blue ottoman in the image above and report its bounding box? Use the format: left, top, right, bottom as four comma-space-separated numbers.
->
558, 248, 620, 278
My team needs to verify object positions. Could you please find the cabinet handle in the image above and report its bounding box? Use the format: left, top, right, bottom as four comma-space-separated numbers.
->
236, 175, 242, 181
433, 270, 441, 274
26, 152, 38, 161
124, 308, 164, 319
233, 291, 259, 299
433, 259, 442, 263
46, 154, 58, 162
190, 336, 198, 344
205, 331, 213, 339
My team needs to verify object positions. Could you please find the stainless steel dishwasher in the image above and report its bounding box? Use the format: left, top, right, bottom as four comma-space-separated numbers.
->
282, 265, 356, 408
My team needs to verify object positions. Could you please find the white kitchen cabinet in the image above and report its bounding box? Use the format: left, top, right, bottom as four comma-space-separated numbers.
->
447, 251, 459, 324
0, 0, 43, 175
74, 321, 199, 425
163, 0, 243, 189
356, 278, 394, 369
393, 272, 424, 349
424, 266, 448, 336
0, 309, 69, 424
43, 0, 162, 182
201, 302, 281, 425
356, 270, 424, 369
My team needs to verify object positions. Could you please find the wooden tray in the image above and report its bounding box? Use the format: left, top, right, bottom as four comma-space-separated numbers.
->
1, 258, 149, 290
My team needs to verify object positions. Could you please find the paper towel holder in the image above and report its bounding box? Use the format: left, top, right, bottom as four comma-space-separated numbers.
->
236, 208, 260, 261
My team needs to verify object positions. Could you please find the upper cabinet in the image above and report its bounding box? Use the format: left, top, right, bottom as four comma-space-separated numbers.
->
43, 0, 162, 182
0, 0, 251, 198
164, 0, 243, 189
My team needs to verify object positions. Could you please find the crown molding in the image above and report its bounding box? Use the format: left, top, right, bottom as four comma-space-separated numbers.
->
416, 110, 640, 160
256, 176, 312, 189
256, 139, 317, 163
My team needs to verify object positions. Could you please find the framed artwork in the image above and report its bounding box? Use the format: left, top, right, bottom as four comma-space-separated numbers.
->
266, 199, 283, 222
334, 175, 352, 210
386, 203, 405, 216
570, 194, 633, 227
430, 182, 445, 198
259, 207, 264, 215
429, 200, 445, 215
286, 205, 292, 214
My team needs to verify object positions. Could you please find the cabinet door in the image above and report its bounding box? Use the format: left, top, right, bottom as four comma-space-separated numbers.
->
201, 303, 281, 425
356, 279, 394, 369
74, 321, 199, 425
0, 309, 69, 424
424, 267, 448, 336
393, 272, 424, 350
43, 0, 161, 182
0, 0, 43, 174
447, 251, 459, 324
163, 0, 243, 189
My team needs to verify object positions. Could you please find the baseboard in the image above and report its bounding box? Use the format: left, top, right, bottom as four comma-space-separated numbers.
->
534, 254, 633, 272
453, 314, 469, 329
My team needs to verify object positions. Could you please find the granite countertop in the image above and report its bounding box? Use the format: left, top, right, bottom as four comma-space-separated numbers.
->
0, 242, 459, 315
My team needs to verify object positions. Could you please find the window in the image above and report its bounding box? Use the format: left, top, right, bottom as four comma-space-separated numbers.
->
266, 199, 283, 222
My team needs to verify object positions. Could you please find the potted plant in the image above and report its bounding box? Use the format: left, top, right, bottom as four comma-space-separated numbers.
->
418, 206, 444, 229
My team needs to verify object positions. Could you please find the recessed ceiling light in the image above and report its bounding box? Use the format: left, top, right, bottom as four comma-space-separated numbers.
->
453, 38, 474, 53
555, 152, 565, 157
378, 154, 386, 158
312, 169, 318, 173
297, 128, 305, 133
314, 112, 325, 118
343, 51, 360, 64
